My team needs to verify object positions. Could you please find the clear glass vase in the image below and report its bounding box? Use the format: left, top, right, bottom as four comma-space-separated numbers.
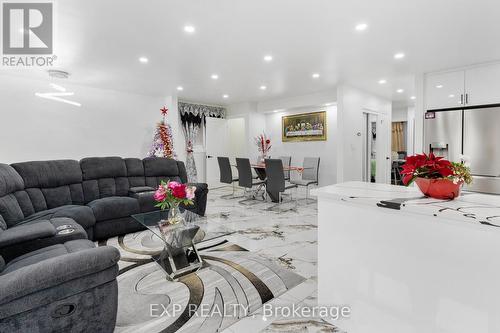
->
167, 203, 185, 225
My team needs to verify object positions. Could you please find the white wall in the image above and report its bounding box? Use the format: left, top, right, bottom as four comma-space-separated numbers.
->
336, 85, 392, 183
226, 102, 265, 162
0, 74, 185, 164
392, 105, 408, 122
264, 105, 338, 186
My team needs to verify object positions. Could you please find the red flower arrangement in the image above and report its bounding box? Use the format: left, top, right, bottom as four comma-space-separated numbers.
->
401, 153, 472, 199
254, 133, 272, 159
154, 180, 196, 210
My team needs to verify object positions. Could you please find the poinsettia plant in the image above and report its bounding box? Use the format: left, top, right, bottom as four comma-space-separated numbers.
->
401, 153, 472, 186
153, 180, 196, 210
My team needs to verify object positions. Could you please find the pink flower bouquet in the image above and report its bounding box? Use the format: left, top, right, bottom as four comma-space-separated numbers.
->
154, 180, 196, 210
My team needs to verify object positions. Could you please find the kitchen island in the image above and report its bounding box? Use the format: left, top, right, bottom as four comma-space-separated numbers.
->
312, 181, 500, 333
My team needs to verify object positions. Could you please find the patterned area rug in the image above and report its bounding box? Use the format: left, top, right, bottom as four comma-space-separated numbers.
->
99, 230, 306, 333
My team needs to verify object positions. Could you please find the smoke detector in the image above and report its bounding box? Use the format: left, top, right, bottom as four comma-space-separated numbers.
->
48, 70, 70, 79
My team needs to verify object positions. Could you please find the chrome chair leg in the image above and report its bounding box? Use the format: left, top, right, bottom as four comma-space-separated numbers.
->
221, 181, 244, 199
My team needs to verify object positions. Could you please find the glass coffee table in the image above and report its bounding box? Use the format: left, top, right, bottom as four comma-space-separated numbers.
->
132, 209, 223, 281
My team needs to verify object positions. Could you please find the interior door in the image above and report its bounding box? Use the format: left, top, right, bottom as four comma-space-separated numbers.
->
205, 117, 228, 189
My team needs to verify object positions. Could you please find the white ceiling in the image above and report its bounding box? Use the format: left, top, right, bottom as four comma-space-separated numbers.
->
3, 0, 500, 106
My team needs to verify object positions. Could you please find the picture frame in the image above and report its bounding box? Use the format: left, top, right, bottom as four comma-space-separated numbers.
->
282, 111, 327, 142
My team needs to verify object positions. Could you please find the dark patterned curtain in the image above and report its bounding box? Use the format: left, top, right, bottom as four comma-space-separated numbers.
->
178, 102, 226, 182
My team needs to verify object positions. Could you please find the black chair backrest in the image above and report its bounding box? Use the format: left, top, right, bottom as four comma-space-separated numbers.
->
265, 159, 285, 193
235, 158, 254, 189
279, 156, 291, 180
217, 157, 233, 184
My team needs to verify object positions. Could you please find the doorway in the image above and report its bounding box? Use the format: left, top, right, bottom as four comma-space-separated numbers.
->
205, 117, 228, 189
362, 112, 391, 184
362, 113, 378, 183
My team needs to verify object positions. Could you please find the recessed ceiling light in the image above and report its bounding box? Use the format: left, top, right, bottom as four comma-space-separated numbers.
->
378, 79, 387, 84
448, 94, 455, 98
355, 23, 368, 31
177, 86, 184, 91
138, 57, 149, 63
410, 96, 416, 100
260, 85, 267, 90
394, 52, 405, 60
222, 94, 229, 99
211, 74, 219, 80
396, 89, 404, 93
263, 55, 273, 62
436, 84, 443, 89
312, 73, 320, 79
184, 25, 196, 33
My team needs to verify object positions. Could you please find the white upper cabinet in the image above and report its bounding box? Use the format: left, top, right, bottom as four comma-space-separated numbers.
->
425, 71, 465, 110
465, 63, 500, 106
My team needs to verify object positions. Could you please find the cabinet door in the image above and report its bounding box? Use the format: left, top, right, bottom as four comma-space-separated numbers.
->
465, 63, 500, 106
425, 71, 465, 110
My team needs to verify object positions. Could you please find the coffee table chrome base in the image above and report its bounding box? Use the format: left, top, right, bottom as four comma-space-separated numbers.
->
154, 241, 203, 281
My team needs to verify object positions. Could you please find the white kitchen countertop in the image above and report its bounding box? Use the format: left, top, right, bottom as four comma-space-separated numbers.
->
312, 181, 500, 228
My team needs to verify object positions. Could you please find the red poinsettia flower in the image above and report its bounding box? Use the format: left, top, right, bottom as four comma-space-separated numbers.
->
401, 153, 456, 185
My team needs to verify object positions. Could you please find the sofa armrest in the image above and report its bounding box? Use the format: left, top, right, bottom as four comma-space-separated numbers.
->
0, 246, 120, 305
0, 221, 56, 248
187, 183, 208, 193
129, 186, 155, 194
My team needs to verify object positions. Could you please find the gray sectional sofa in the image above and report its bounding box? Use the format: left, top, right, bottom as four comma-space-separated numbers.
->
0, 156, 208, 261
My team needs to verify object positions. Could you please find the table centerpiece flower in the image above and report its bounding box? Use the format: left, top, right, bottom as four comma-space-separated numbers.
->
254, 133, 272, 163
154, 181, 196, 227
401, 153, 472, 200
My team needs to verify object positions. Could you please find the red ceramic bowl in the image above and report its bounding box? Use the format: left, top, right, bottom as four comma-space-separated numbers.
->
415, 178, 463, 200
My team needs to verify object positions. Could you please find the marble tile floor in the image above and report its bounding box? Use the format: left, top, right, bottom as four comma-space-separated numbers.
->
205, 186, 344, 332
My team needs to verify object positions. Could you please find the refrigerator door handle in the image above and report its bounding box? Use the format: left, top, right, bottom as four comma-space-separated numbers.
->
460, 94, 464, 105
466, 93, 469, 104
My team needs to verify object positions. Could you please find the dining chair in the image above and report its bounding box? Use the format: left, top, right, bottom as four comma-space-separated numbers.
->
290, 157, 320, 204
235, 158, 265, 204
265, 159, 298, 212
217, 157, 240, 198
279, 156, 292, 181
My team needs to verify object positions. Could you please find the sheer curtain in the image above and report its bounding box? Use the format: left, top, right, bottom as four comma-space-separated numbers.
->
178, 102, 226, 182
392, 122, 405, 152
181, 114, 201, 182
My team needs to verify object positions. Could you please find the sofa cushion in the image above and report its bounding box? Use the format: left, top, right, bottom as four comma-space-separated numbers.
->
1, 239, 95, 275
87, 197, 140, 221
20, 205, 96, 230
0, 195, 24, 227
80, 157, 130, 202
0, 164, 24, 197
125, 158, 146, 188
143, 157, 179, 177
10, 160, 85, 213
11, 160, 82, 189
0, 164, 26, 226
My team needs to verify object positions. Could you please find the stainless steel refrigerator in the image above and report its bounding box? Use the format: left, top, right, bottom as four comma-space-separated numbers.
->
424, 106, 500, 195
